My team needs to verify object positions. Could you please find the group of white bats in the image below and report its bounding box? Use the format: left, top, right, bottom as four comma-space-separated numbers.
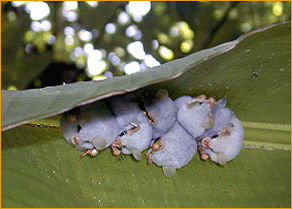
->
60, 89, 244, 177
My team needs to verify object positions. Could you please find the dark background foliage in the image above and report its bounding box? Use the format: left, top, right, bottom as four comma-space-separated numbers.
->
2, 1, 290, 90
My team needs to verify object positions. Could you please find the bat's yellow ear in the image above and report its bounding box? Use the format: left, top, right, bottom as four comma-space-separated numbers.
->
92, 138, 107, 150
163, 166, 176, 177
216, 97, 227, 107
202, 117, 215, 130
156, 89, 169, 99
132, 149, 142, 161
217, 153, 228, 166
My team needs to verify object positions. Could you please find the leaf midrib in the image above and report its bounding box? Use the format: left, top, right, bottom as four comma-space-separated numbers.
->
24, 119, 291, 151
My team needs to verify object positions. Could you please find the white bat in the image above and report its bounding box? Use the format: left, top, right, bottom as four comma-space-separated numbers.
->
109, 95, 142, 128
196, 98, 244, 165
109, 95, 153, 160
60, 101, 120, 157
174, 95, 215, 138
111, 112, 153, 160
147, 122, 197, 177
144, 89, 177, 139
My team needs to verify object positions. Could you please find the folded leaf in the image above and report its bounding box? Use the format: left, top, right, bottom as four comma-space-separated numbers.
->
2, 22, 290, 131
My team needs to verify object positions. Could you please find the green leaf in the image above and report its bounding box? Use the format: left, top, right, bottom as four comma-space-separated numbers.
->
2, 125, 290, 207
1, 39, 236, 131
1, 22, 291, 207
2, 22, 290, 131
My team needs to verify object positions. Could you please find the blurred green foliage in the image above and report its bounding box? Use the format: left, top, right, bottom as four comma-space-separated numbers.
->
1, 1, 291, 90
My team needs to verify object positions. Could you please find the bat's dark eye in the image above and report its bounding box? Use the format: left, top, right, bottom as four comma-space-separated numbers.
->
145, 112, 155, 123
77, 124, 82, 132
211, 134, 219, 139
187, 101, 203, 109
118, 130, 127, 137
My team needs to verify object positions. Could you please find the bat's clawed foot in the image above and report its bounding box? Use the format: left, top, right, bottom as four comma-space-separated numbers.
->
198, 147, 209, 160
81, 148, 99, 157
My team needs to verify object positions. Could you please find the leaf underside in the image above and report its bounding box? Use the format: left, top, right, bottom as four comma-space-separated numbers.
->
2, 22, 290, 131
1, 22, 291, 207
1, 125, 291, 208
